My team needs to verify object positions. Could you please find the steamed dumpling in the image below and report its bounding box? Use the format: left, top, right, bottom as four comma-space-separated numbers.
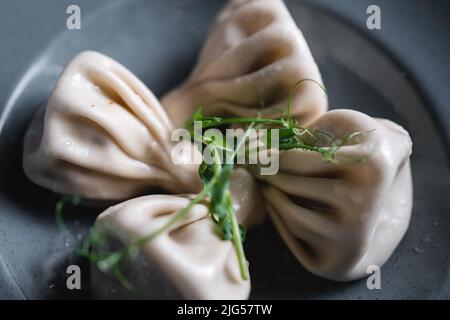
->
91, 194, 251, 300
162, 0, 327, 127
23, 51, 201, 202
257, 109, 413, 281
230, 168, 266, 227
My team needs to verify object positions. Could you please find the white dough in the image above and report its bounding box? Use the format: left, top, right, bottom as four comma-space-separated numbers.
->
91, 194, 251, 300
257, 109, 413, 281
23, 51, 202, 202
162, 0, 327, 127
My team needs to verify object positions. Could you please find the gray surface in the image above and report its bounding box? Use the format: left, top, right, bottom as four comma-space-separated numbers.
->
308, 0, 450, 146
0, 0, 449, 299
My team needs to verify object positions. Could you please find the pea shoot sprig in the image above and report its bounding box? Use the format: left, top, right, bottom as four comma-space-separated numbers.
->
186, 79, 365, 164
55, 79, 370, 289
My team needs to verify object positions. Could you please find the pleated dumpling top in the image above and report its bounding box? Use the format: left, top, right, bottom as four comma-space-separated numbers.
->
258, 109, 413, 281
23, 51, 202, 203
162, 0, 327, 127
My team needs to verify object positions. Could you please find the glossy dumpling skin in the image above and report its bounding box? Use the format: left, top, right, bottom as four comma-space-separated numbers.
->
23, 51, 201, 203
230, 168, 266, 227
162, 0, 327, 127
258, 109, 413, 281
90, 194, 251, 300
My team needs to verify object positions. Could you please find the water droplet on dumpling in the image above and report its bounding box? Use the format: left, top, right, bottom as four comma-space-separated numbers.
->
275, 64, 284, 72
64, 140, 72, 147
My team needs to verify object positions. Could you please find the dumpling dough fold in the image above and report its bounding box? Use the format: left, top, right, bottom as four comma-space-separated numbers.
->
257, 109, 413, 281
23, 51, 201, 202
91, 194, 251, 300
229, 168, 266, 227
162, 0, 327, 127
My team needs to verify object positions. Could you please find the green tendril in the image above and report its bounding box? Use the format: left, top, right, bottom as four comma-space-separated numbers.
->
287, 78, 327, 120
55, 79, 368, 290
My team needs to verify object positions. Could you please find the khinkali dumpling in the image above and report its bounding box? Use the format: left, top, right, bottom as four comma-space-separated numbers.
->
257, 109, 413, 281
23, 51, 201, 202
162, 0, 327, 127
91, 194, 251, 300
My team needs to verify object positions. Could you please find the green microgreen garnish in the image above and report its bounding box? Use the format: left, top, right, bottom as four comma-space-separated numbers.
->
55, 79, 371, 290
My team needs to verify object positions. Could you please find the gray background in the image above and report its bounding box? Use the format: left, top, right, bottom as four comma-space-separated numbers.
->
0, 0, 449, 299
1, 0, 449, 144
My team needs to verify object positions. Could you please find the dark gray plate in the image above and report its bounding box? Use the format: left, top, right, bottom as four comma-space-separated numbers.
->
0, 0, 449, 299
